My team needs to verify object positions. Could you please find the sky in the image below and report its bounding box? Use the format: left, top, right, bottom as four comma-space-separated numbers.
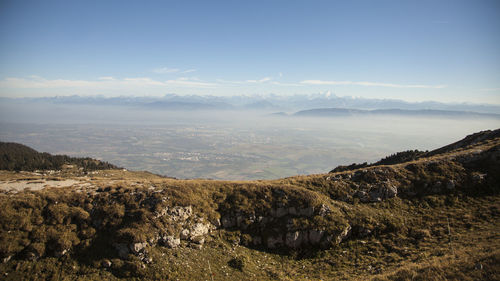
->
0, 0, 499, 104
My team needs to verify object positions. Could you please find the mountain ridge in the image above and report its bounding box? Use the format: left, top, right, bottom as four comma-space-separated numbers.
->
3, 94, 500, 114
0, 130, 499, 280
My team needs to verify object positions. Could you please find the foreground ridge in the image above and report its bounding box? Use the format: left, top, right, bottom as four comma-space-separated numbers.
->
0, 129, 499, 280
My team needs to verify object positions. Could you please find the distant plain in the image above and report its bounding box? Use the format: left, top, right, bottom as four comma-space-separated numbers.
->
1, 103, 499, 180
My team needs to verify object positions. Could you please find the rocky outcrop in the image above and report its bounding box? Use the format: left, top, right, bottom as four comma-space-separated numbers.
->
161, 236, 180, 248
353, 181, 398, 203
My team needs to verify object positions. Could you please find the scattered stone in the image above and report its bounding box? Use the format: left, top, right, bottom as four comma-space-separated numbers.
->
318, 204, 330, 216
54, 249, 68, 258
211, 218, 221, 228
101, 259, 112, 268
180, 229, 190, 240
169, 206, 192, 221
472, 173, 487, 183
336, 225, 352, 244
154, 206, 169, 219
129, 242, 147, 255
191, 236, 205, 245
2, 256, 12, 263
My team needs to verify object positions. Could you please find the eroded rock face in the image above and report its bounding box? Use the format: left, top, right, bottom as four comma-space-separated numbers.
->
299, 207, 315, 217
308, 229, 324, 245
169, 206, 193, 221
285, 231, 307, 248
267, 235, 283, 249
354, 181, 397, 203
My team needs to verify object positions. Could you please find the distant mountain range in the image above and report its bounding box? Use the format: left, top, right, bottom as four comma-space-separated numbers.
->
2, 93, 500, 114
291, 108, 500, 119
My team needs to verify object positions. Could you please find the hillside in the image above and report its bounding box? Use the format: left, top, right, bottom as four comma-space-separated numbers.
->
0, 142, 119, 172
0, 130, 499, 280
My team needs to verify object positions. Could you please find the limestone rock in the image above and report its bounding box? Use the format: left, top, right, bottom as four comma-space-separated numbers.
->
129, 242, 147, 254
162, 236, 180, 248
336, 225, 352, 244
318, 204, 330, 216
169, 206, 192, 221
180, 229, 190, 240
190, 223, 210, 238
191, 236, 205, 245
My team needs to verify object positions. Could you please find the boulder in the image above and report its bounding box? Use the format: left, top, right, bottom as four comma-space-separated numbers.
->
190, 223, 210, 238
162, 236, 180, 248
129, 242, 147, 254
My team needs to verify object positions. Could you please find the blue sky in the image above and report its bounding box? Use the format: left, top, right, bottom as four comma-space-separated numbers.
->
0, 0, 499, 103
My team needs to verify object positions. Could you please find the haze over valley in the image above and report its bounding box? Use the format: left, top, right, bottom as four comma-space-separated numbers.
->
1, 99, 498, 180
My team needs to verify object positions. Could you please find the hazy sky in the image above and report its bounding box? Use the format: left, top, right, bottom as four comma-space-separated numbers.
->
0, 0, 499, 103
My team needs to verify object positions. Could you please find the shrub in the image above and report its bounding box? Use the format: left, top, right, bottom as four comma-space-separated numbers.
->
228, 256, 246, 271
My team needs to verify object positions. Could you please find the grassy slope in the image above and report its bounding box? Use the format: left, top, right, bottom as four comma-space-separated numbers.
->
0, 132, 499, 280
